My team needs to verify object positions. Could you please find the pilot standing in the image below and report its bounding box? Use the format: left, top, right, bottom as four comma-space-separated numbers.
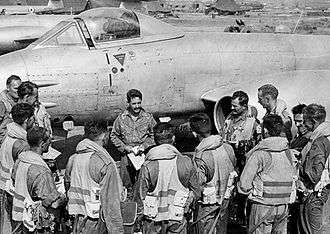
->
111, 89, 156, 199
0, 75, 22, 141
65, 121, 125, 234
238, 114, 296, 234
223, 91, 260, 226
257, 84, 293, 141
0, 103, 35, 233
190, 113, 236, 234
137, 123, 201, 234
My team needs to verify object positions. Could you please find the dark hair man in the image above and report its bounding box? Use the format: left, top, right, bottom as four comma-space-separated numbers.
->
0, 103, 34, 233
12, 126, 66, 233
189, 113, 236, 234
111, 89, 156, 195
238, 114, 296, 234
223, 91, 261, 225
138, 122, 202, 233
18, 81, 52, 136
224, 90, 260, 171
258, 84, 293, 141
297, 104, 330, 234
65, 120, 125, 233
290, 104, 311, 152
0, 75, 22, 141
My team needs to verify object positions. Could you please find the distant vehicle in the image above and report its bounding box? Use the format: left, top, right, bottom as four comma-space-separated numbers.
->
0, 7, 328, 128
0, 0, 64, 15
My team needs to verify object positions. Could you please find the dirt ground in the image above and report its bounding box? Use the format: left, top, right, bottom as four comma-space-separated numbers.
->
162, 10, 330, 35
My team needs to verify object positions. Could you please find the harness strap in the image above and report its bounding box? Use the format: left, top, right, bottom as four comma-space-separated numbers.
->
248, 206, 274, 234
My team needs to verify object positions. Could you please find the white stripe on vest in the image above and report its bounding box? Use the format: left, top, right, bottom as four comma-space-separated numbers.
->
68, 151, 101, 218
143, 157, 189, 222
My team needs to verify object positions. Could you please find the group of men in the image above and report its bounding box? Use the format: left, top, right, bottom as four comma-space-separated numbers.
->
0, 75, 328, 234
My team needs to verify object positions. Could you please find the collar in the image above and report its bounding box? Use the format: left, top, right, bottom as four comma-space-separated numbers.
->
122, 108, 147, 119
228, 109, 249, 123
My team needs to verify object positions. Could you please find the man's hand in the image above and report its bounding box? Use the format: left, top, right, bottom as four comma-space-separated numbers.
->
124, 145, 134, 154
137, 145, 145, 154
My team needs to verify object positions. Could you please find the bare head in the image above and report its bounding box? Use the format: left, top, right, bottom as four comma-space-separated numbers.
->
11, 103, 35, 130
303, 104, 326, 132
154, 122, 175, 145
6, 75, 21, 100
189, 113, 212, 138
27, 126, 51, 154
84, 120, 109, 147
18, 81, 38, 106
127, 89, 142, 116
258, 84, 278, 111
262, 114, 284, 138
231, 90, 249, 116
292, 104, 308, 135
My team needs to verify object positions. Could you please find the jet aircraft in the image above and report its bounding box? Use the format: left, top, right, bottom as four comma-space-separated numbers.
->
0, 7, 328, 131
0, 0, 171, 55
0, 0, 64, 15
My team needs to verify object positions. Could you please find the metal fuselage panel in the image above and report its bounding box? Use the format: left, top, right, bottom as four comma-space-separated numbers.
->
0, 31, 329, 122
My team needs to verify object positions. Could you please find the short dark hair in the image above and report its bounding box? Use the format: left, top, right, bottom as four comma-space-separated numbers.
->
11, 103, 34, 125
84, 120, 108, 140
232, 90, 249, 106
303, 104, 326, 123
189, 113, 212, 135
127, 89, 142, 103
154, 122, 174, 145
18, 81, 38, 99
292, 104, 307, 115
6, 75, 21, 86
27, 126, 49, 148
258, 84, 279, 99
262, 114, 284, 137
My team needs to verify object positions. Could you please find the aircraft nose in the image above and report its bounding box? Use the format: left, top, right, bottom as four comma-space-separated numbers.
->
0, 51, 27, 86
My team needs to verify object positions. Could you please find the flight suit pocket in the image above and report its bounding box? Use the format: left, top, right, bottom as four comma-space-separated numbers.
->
86, 188, 101, 218
143, 195, 158, 218
203, 186, 217, 204
169, 191, 189, 221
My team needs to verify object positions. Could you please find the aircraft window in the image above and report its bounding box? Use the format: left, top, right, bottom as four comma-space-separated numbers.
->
44, 23, 84, 46
84, 11, 140, 43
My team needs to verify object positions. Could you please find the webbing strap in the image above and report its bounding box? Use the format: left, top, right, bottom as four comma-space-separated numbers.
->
248, 206, 274, 234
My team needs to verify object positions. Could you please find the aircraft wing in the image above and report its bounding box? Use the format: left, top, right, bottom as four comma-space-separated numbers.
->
201, 88, 232, 103
0, 26, 46, 54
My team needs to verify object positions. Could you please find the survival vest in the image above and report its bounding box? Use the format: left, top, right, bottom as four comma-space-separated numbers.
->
224, 115, 256, 143
143, 156, 189, 222
12, 156, 47, 232
0, 136, 16, 192
202, 144, 235, 205
314, 136, 330, 195
0, 90, 14, 115
249, 149, 296, 205
68, 151, 101, 218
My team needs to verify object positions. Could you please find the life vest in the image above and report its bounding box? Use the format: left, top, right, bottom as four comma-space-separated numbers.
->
68, 152, 101, 218
0, 90, 14, 115
12, 160, 42, 231
249, 149, 296, 205
202, 144, 235, 205
314, 136, 330, 195
224, 115, 256, 143
0, 136, 16, 192
143, 156, 189, 222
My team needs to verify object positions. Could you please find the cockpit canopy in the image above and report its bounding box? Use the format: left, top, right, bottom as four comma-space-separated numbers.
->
31, 7, 183, 48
